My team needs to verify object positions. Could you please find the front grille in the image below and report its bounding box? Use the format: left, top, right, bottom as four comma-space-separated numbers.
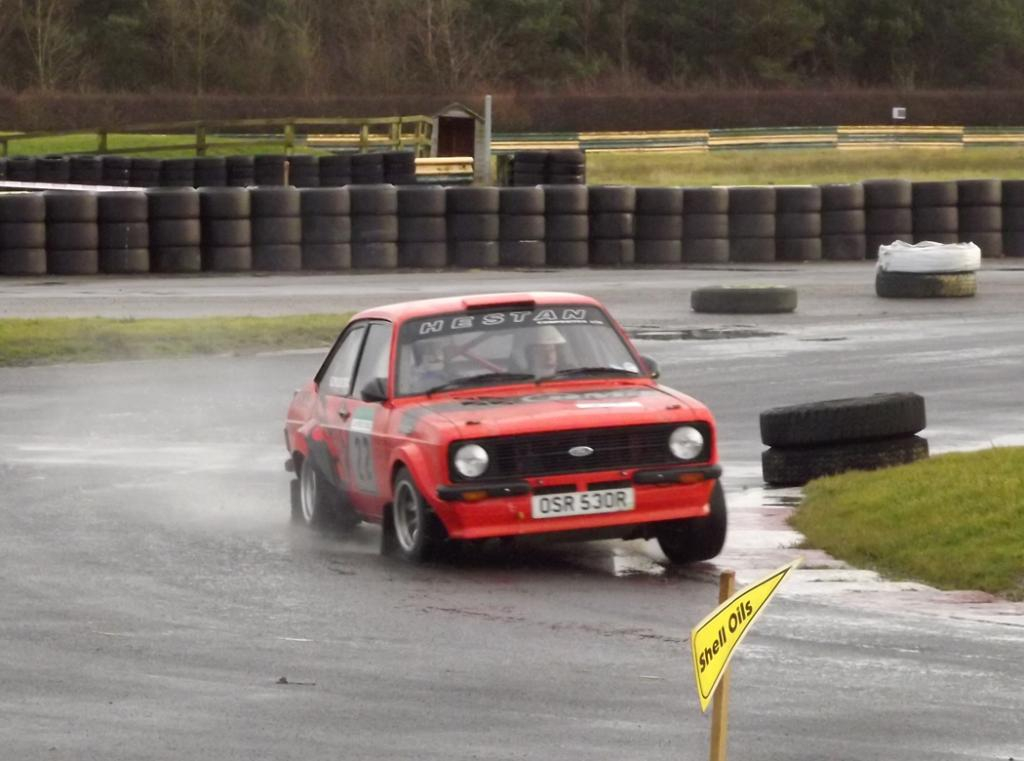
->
451, 423, 711, 481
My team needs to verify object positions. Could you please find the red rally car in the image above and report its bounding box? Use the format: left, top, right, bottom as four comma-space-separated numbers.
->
284, 292, 726, 564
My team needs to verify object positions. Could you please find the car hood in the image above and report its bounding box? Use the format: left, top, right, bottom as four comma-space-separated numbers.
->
408, 382, 706, 439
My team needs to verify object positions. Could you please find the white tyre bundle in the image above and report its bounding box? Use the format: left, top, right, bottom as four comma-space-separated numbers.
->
875, 240, 979, 298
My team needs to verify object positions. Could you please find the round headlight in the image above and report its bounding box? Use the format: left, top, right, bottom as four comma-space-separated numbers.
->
454, 444, 489, 478
669, 426, 704, 460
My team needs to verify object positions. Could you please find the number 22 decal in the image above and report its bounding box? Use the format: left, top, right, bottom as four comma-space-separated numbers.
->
348, 410, 378, 494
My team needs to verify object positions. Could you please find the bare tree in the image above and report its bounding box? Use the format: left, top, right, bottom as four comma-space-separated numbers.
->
408, 0, 501, 90
17, 0, 81, 90
153, 0, 232, 95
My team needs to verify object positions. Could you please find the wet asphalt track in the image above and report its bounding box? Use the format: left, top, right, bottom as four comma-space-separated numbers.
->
1, 263, 1023, 760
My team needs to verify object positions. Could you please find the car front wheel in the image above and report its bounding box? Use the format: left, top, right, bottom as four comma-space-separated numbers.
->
656, 480, 727, 564
389, 468, 444, 562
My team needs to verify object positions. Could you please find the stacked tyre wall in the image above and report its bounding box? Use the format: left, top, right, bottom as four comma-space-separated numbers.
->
2, 179, 1023, 274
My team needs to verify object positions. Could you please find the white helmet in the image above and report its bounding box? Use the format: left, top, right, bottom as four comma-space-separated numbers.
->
531, 324, 567, 345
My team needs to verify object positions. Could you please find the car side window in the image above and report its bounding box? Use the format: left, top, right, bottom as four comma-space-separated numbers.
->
352, 323, 393, 400
320, 324, 367, 397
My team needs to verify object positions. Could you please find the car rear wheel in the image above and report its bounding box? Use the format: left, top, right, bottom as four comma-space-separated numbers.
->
297, 457, 359, 531
656, 481, 727, 565
389, 468, 444, 562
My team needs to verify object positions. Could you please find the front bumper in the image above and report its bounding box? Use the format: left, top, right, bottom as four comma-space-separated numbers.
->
433, 464, 721, 540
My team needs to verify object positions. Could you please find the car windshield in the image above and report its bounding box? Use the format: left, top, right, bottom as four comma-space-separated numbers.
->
395, 304, 642, 397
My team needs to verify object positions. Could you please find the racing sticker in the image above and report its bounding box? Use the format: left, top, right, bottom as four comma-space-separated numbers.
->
348, 407, 378, 494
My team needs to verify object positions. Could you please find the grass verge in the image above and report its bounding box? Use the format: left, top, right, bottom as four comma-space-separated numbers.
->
0, 314, 350, 366
791, 448, 1024, 600
1, 132, 316, 158
587, 147, 1024, 186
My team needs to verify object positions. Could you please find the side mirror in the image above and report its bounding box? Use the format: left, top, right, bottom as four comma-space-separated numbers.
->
360, 377, 388, 402
640, 355, 660, 379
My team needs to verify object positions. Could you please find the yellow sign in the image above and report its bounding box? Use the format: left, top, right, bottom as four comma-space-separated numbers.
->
691, 559, 801, 711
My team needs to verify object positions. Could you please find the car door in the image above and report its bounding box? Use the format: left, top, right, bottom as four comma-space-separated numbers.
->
314, 321, 368, 494
343, 321, 395, 520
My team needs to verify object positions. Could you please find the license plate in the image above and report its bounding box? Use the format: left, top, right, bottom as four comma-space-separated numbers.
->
531, 487, 635, 520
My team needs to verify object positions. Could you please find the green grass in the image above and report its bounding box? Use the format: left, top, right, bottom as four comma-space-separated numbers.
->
0, 314, 351, 366
587, 147, 1024, 186
791, 448, 1024, 599
0, 132, 316, 158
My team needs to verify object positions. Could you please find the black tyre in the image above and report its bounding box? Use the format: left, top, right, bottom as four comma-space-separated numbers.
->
499, 215, 545, 241
684, 187, 729, 214
388, 468, 445, 562
194, 157, 228, 187
300, 187, 351, 217
351, 215, 398, 244
542, 185, 587, 214
0, 194, 46, 223
99, 222, 149, 249
729, 213, 774, 238
451, 240, 499, 268
913, 181, 957, 207
8, 157, 37, 182
866, 234, 913, 259
958, 206, 1001, 232
683, 213, 728, 239
1, 222, 46, 248
776, 237, 822, 262
69, 156, 102, 185
589, 238, 634, 265
762, 436, 929, 486
450, 213, 498, 241
512, 150, 548, 167
499, 187, 545, 215
864, 179, 912, 208
44, 191, 97, 222
147, 188, 200, 219
150, 219, 201, 247
635, 239, 682, 264
297, 457, 360, 530
776, 212, 821, 238
821, 183, 864, 211
37, 157, 70, 183
48, 222, 99, 250
253, 155, 287, 185
199, 187, 250, 219
349, 185, 398, 216
47, 249, 98, 275
545, 172, 585, 185
130, 158, 162, 187
399, 216, 446, 242
201, 219, 251, 247
1003, 231, 1024, 257
226, 156, 255, 187
913, 232, 959, 245
655, 481, 726, 564
729, 186, 776, 214
447, 187, 499, 214
760, 392, 926, 448
545, 240, 589, 266
302, 243, 351, 270
588, 186, 635, 213
397, 186, 444, 216
775, 185, 821, 213
252, 244, 302, 271
1002, 206, 1024, 231
962, 231, 1003, 257
544, 214, 588, 241
99, 248, 149, 274
351, 242, 398, 269
866, 207, 913, 234
728, 237, 776, 263
252, 216, 302, 245
499, 240, 545, 267
589, 212, 634, 239
912, 206, 958, 233
636, 187, 683, 215
398, 241, 447, 268
875, 270, 977, 298
203, 246, 252, 272
958, 179, 1001, 207
1001, 180, 1024, 206
691, 285, 797, 314
821, 210, 866, 235
681, 238, 729, 263
303, 215, 351, 244
510, 172, 545, 187
151, 246, 201, 273
0, 249, 47, 276
100, 156, 132, 186
98, 191, 148, 223
635, 214, 683, 240
250, 186, 300, 217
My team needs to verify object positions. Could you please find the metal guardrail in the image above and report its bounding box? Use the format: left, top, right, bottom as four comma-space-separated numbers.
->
492, 125, 1024, 153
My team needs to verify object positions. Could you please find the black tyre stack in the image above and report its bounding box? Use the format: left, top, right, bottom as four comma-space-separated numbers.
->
958, 179, 1002, 257
250, 186, 302, 271
775, 185, 822, 261
300, 188, 351, 270
384, 151, 417, 185
634, 187, 683, 264
864, 179, 912, 259
682, 187, 729, 263
543, 185, 589, 266
98, 191, 150, 273
37, 156, 71, 184
499, 187, 545, 267
820, 183, 865, 260
397, 186, 446, 268
8, 157, 37, 183
0, 157, 6, 180
319, 154, 353, 187
287, 155, 320, 188
912, 181, 958, 244
729, 186, 776, 262
351, 153, 385, 185
146, 188, 201, 272
447, 187, 499, 268
510, 151, 546, 186
130, 158, 162, 188
160, 158, 196, 188
70, 156, 102, 186
101, 156, 132, 187
546, 150, 586, 185
254, 155, 287, 186
0, 193, 47, 275
349, 185, 398, 268
1001, 180, 1024, 257
760, 393, 928, 486
226, 156, 255, 187
589, 185, 635, 265
194, 157, 228, 188
44, 191, 99, 275
200, 187, 251, 272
